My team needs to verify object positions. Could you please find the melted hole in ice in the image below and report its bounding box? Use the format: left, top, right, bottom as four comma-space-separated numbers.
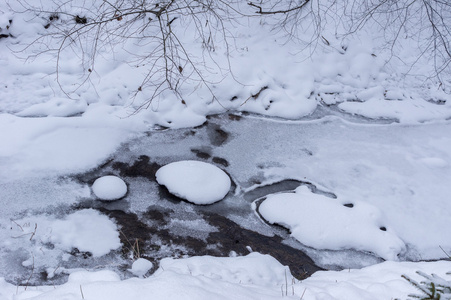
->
207, 124, 229, 146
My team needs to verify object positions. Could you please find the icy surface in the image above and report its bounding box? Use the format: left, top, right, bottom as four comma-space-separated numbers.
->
258, 185, 405, 260
156, 160, 231, 205
0, 113, 141, 182
92, 175, 127, 201
108, 115, 451, 263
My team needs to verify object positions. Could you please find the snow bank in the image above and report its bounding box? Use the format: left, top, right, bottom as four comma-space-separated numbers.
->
2, 1, 450, 130
7, 253, 293, 300
156, 252, 290, 285
92, 175, 127, 201
4, 254, 451, 300
258, 186, 406, 260
301, 260, 451, 300
156, 160, 231, 205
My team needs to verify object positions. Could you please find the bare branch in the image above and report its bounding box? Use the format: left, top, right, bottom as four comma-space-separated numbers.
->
248, 0, 310, 15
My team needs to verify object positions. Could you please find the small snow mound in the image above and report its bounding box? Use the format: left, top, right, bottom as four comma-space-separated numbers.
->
156, 160, 231, 205
130, 258, 153, 277
92, 175, 127, 201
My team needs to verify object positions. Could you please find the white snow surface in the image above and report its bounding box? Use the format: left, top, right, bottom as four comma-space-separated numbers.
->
92, 175, 128, 201
4, 209, 121, 259
49, 209, 121, 257
258, 186, 405, 260
129, 258, 153, 278
1, 0, 451, 299
2, 254, 450, 300
156, 160, 231, 205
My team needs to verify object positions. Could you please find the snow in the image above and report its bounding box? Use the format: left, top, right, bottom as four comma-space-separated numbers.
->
258, 186, 405, 260
156, 160, 232, 205
49, 209, 121, 257
1, 0, 451, 298
92, 175, 128, 201
301, 260, 451, 300
2, 254, 451, 300
5, 209, 121, 259
157, 252, 290, 285
0, 112, 142, 182
129, 258, 153, 277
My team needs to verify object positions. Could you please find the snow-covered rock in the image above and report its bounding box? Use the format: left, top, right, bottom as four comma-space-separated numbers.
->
156, 160, 231, 205
130, 258, 153, 277
92, 175, 127, 201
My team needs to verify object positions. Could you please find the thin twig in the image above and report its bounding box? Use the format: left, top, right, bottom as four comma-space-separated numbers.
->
248, 1, 310, 15
24, 254, 35, 291
80, 285, 85, 299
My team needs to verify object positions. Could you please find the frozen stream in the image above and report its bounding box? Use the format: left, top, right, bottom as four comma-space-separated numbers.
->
1, 113, 450, 286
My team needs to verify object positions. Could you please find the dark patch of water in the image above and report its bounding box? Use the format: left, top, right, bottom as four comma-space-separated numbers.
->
97, 205, 322, 280
207, 123, 229, 146
204, 213, 322, 279
112, 155, 161, 180
190, 148, 212, 159
212, 156, 229, 167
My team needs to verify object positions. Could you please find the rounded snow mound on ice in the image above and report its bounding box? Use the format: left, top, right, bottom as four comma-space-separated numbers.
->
92, 175, 127, 201
156, 160, 231, 205
258, 186, 406, 261
130, 258, 154, 277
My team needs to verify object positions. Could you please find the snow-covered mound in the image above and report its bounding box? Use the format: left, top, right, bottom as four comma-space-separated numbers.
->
258, 186, 406, 260
156, 160, 231, 205
92, 175, 127, 201
129, 258, 153, 278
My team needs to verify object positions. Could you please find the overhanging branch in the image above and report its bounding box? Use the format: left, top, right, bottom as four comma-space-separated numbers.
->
248, 0, 310, 15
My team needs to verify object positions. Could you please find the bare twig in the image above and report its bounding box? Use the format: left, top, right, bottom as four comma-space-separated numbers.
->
29, 223, 37, 241
248, 1, 310, 15
24, 254, 35, 291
